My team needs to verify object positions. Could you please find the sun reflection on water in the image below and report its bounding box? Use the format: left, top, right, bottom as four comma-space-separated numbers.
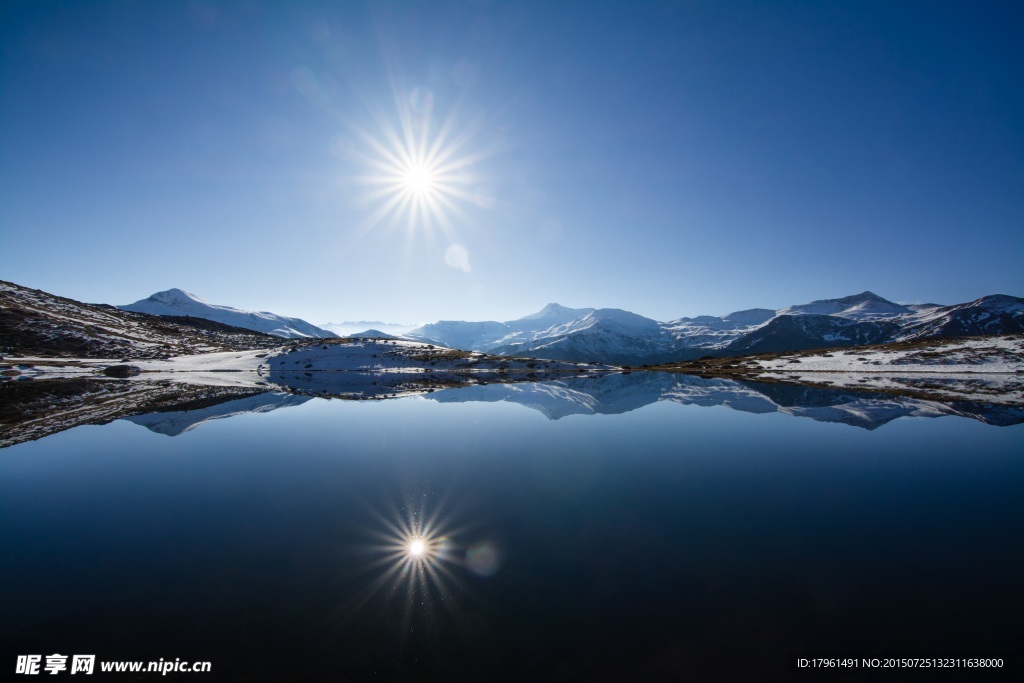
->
336, 490, 483, 641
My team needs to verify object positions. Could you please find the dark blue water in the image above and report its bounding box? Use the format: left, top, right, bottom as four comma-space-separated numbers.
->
2, 383, 1022, 681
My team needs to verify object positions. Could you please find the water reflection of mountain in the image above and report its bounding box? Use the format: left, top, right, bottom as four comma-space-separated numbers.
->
7, 372, 1019, 448
426, 373, 1024, 429
125, 392, 312, 436
0, 380, 278, 448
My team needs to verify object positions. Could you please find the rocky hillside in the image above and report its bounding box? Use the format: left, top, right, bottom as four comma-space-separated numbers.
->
1, 281, 281, 360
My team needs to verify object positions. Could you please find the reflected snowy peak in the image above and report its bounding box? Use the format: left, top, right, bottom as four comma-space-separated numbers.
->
125, 392, 313, 436
426, 373, 1024, 429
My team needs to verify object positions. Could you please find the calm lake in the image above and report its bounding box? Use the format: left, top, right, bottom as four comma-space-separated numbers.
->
2, 374, 1021, 681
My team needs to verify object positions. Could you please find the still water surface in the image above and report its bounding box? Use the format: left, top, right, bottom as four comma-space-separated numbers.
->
2, 376, 1021, 680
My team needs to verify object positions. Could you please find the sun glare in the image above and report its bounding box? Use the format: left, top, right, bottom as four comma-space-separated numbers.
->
402, 164, 436, 197
407, 538, 427, 558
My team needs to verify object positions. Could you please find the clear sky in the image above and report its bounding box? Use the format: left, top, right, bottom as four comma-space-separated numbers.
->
2, 0, 1021, 325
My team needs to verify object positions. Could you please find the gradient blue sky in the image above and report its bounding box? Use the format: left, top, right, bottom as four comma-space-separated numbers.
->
2, 0, 1021, 324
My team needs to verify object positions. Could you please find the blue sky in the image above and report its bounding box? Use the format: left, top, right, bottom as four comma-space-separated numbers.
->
2, 0, 1021, 325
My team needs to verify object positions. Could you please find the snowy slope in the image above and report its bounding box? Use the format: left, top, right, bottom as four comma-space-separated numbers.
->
898, 295, 1024, 339
663, 308, 776, 352
121, 289, 337, 339
407, 319, 512, 350
512, 303, 596, 332
751, 335, 1024, 374
725, 314, 900, 354
109, 337, 613, 396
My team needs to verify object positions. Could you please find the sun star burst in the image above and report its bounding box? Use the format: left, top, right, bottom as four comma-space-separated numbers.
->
343, 87, 500, 254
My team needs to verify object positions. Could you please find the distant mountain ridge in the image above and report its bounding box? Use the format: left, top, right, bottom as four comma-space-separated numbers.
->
319, 321, 419, 336
120, 288, 336, 339
406, 291, 1024, 364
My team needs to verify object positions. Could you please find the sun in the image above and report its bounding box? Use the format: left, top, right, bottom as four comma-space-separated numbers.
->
343, 85, 502, 251
352, 124, 469, 238
402, 164, 436, 197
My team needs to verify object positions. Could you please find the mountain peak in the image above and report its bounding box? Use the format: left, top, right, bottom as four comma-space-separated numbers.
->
778, 291, 911, 321
537, 303, 572, 315
974, 294, 1024, 305
827, 291, 894, 305
147, 288, 205, 305
969, 294, 1024, 311
518, 303, 594, 321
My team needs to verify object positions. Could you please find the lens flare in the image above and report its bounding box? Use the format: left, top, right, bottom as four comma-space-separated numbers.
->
465, 539, 503, 577
444, 243, 471, 272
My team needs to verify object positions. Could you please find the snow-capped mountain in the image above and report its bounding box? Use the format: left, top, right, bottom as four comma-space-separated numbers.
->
346, 329, 401, 339
120, 289, 336, 339
491, 308, 670, 365
407, 305, 667, 365
776, 291, 917, 319
406, 292, 1024, 364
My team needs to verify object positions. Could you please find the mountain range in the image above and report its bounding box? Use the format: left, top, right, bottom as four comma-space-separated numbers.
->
404, 292, 1024, 364
6, 281, 1023, 365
